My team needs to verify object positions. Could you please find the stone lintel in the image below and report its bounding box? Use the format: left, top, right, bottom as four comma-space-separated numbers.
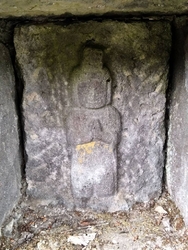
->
0, 0, 188, 18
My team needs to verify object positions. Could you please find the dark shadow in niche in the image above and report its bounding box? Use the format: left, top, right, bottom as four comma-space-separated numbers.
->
164, 18, 187, 188
8, 20, 28, 180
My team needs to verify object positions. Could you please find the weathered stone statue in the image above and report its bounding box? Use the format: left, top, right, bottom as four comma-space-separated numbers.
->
67, 47, 121, 204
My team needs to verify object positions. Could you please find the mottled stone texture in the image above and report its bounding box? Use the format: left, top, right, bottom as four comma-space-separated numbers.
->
0, 43, 21, 226
14, 21, 171, 210
166, 19, 188, 226
0, 0, 187, 17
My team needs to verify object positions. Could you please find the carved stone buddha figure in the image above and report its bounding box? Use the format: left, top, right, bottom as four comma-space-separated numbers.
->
67, 47, 121, 204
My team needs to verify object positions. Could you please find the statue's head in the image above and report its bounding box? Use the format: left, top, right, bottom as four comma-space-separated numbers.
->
77, 47, 112, 109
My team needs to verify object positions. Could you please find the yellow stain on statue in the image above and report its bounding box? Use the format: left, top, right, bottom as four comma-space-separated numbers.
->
76, 141, 96, 155
76, 141, 96, 164
76, 141, 112, 164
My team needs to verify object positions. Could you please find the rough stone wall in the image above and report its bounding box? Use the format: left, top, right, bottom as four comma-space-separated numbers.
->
0, 42, 21, 227
14, 21, 171, 211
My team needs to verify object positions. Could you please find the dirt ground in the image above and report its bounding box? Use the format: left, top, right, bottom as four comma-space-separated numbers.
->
1, 191, 188, 250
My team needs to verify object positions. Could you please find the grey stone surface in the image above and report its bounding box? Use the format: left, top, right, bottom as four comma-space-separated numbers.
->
0, 0, 187, 18
0, 43, 21, 227
166, 19, 188, 226
14, 21, 171, 211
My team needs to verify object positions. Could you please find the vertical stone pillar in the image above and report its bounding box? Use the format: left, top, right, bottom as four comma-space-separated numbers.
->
0, 43, 21, 227
166, 18, 188, 226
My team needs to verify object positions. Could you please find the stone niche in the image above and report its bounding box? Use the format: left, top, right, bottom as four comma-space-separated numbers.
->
14, 21, 171, 211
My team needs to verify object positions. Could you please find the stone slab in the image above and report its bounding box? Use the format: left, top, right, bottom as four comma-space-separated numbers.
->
14, 21, 171, 210
0, 43, 21, 227
166, 19, 188, 226
0, 0, 187, 18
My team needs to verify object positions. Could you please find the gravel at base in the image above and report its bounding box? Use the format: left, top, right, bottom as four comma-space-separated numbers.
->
1, 192, 188, 250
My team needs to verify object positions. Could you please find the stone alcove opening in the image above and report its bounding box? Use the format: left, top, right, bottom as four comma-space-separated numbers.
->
1, 12, 188, 248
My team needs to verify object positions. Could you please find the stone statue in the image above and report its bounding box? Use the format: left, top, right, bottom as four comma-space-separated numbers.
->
67, 47, 121, 203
